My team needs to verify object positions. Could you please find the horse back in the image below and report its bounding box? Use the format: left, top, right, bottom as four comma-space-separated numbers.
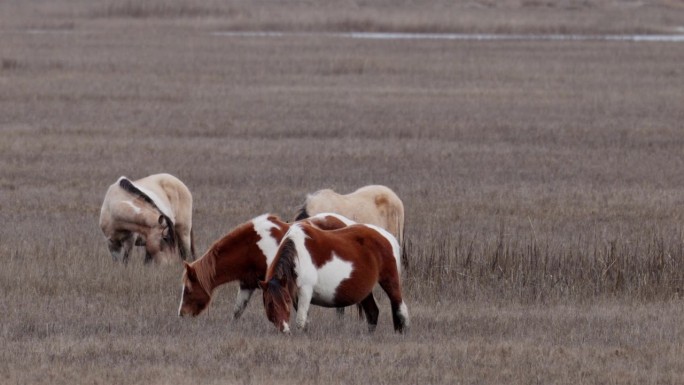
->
304, 185, 404, 244
133, 173, 192, 223
302, 223, 399, 274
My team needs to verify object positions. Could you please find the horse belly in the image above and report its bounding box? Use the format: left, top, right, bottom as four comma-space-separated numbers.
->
311, 259, 377, 306
311, 254, 355, 305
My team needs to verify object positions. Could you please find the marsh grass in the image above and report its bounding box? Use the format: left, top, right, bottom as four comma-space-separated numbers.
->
2, 1, 684, 384
92, 1, 238, 19
404, 229, 684, 305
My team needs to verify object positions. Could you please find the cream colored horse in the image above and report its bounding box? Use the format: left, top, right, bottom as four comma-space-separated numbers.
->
294, 185, 404, 246
99, 173, 195, 264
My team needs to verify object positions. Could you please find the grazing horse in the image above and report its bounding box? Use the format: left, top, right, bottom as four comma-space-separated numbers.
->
294, 185, 405, 247
99, 173, 195, 264
260, 222, 409, 334
178, 213, 355, 319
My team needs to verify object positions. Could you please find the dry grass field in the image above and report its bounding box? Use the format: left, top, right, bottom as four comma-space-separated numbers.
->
2, 1, 684, 384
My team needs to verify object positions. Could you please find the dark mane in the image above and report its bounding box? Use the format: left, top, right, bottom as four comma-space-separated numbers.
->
265, 279, 290, 311
294, 204, 309, 221
266, 237, 300, 309
119, 178, 157, 208
118, 177, 179, 255
273, 238, 299, 285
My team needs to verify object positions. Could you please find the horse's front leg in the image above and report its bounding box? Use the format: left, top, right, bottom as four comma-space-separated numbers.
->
295, 286, 313, 330
177, 226, 194, 261
108, 235, 134, 264
233, 286, 255, 320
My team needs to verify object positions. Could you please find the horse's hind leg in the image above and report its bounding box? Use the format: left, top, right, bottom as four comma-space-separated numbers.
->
121, 236, 134, 263
176, 225, 194, 261
378, 275, 410, 333
360, 293, 379, 333
108, 234, 134, 264
143, 251, 153, 264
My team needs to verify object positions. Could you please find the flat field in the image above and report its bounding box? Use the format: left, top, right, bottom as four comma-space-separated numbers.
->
2, 1, 684, 384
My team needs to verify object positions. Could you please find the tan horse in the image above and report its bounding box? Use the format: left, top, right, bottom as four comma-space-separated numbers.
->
99, 173, 195, 264
294, 185, 405, 246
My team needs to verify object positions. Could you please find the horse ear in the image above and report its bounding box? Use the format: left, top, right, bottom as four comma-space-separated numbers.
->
185, 262, 198, 282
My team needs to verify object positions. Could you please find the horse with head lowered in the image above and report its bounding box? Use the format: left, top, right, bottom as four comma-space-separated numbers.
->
177, 213, 354, 319
99, 173, 195, 264
260, 222, 409, 334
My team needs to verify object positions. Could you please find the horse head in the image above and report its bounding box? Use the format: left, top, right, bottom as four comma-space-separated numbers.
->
143, 214, 179, 264
178, 262, 212, 317
259, 277, 292, 334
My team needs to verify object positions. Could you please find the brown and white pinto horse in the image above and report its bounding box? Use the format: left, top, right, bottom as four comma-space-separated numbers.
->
260, 222, 409, 334
295, 185, 405, 246
99, 173, 195, 264
178, 213, 355, 319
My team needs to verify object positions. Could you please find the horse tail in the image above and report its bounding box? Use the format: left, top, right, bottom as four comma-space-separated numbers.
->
388, 200, 407, 272
189, 227, 196, 261
294, 204, 309, 221
399, 214, 408, 272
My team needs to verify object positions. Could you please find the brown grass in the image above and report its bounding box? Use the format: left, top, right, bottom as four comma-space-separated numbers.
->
2, 1, 684, 384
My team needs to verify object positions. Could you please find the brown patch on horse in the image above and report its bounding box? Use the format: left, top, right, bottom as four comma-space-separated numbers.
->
198, 218, 277, 290
262, 222, 408, 332
307, 215, 348, 231
188, 249, 217, 296
374, 194, 389, 208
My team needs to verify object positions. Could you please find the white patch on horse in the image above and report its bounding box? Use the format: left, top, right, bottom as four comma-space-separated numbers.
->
399, 301, 410, 326
312, 252, 353, 304
252, 214, 281, 266
287, 224, 317, 288
123, 200, 142, 214
311, 212, 357, 226
132, 182, 175, 222
362, 224, 402, 273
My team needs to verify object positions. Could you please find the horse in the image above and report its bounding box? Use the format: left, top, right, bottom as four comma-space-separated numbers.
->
259, 222, 409, 334
294, 185, 405, 247
178, 213, 355, 319
99, 173, 195, 264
